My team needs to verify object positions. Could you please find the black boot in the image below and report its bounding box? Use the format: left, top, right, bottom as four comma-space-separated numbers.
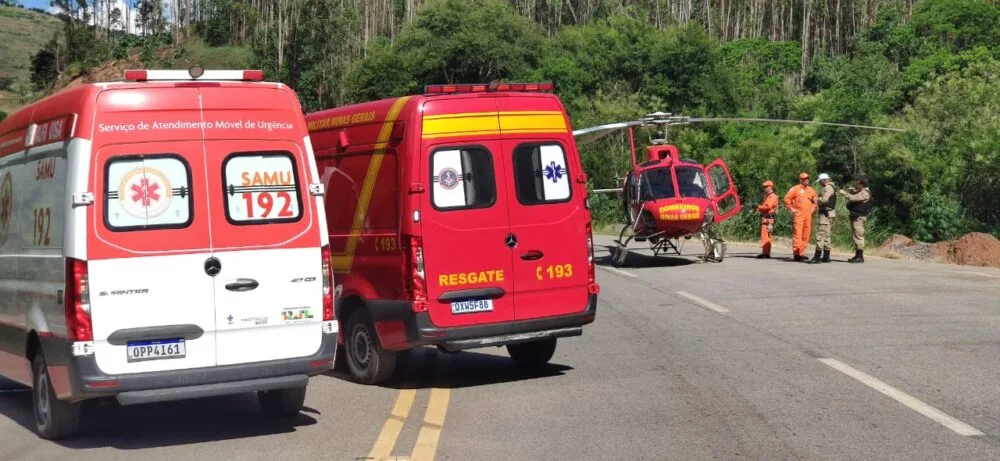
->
821, 249, 831, 263
848, 249, 864, 263
755, 253, 771, 259
809, 248, 822, 263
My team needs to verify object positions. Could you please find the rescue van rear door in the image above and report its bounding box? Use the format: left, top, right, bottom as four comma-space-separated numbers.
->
207, 138, 324, 366
89, 139, 217, 375
501, 138, 590, 320
496, 97, 589, 321
421, 138, 516, 328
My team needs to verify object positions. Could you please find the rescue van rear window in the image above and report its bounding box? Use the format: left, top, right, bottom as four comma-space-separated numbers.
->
512, 143, 572, 205
431, 146, 496, 210
104, 155, 193, 231
223, 151, 302, 224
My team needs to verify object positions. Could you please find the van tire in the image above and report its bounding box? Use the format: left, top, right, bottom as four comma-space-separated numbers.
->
31, 352, 81, 440
257, 386, 307, 417
345, 309, 397, 385
506, 338, 557, 370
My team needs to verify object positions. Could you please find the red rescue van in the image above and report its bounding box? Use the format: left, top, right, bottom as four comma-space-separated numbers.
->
306, 82, 599, 384
0, 68, 337, 439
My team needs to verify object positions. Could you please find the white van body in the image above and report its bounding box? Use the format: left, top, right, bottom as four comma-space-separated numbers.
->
0, 69, 338, 440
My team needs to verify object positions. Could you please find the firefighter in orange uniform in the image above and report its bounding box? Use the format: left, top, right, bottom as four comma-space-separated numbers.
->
783, 172, 818, 261
756, 180, 779, 259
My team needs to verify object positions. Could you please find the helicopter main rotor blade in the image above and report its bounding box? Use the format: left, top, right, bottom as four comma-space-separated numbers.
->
685, 117, 906, 132
572, 120, 645, 146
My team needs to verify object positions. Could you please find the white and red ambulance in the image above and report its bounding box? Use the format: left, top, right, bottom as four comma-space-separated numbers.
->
0, 67, 337, 439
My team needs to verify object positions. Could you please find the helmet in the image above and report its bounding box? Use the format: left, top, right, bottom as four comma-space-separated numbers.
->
799, 172, 810, 179
817, 173, 830, 181
762, 180, 774, 188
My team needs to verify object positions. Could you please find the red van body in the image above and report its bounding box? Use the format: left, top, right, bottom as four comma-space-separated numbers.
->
306, 83, 599, 384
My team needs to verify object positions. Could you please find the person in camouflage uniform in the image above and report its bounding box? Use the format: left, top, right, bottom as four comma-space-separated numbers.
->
811, 173, 836, 263
839, 175, 873, 263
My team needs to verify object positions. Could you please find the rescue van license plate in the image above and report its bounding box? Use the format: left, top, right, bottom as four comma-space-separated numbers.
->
451, 299, 493, 315
126, 339, 186, 363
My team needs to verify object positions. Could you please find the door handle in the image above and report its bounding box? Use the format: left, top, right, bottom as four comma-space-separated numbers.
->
520, 250, 544, 261
225, 278, 259, 292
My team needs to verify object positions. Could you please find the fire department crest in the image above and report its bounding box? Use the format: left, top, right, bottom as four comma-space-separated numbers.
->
118, 167, 172, 219
439, 167, 459, 190
0, 172, 12, 245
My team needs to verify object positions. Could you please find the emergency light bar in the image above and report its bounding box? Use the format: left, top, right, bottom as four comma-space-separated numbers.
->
124, 67, 265, 82
424, 81, 554, 94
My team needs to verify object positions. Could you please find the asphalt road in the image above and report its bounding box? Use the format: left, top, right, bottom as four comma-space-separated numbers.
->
3, 235, 1000, 460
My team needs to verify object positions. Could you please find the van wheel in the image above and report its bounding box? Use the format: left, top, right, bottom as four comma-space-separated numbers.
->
257, 386, 307, 417
506, 338, 557, 370
345, 309, 397, 385
32, 352, 81, 440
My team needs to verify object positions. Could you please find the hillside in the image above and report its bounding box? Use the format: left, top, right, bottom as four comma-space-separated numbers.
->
0, 5, 61, 114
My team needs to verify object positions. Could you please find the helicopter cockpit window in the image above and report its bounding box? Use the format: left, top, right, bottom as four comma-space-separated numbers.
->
512, 143, 572, 205
675, 166, 710, 199
431, 147, 497, 210
639, 167, 675, 200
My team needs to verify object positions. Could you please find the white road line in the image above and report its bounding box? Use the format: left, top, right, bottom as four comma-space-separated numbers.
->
596, 265, 637, 278
818, 358, 984, 437
675, 291, 730, 313
970, 272, 1000, 279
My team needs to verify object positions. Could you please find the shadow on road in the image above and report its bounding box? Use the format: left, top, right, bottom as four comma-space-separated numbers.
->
323, 346, 573, 391
596, 245, 695, 268
0, 388, 317, 449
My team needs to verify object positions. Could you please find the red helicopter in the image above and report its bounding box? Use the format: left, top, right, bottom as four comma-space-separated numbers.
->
572, 112, 905, 267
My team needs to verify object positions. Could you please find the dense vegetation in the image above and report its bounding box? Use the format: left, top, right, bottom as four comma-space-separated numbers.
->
16, 0, 1000, 245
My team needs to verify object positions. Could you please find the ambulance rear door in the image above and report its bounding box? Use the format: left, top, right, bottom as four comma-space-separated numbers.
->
206, 136, 324, 367
89, 139, 217, 375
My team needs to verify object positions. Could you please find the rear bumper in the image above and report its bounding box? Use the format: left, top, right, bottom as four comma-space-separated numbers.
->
365, 293, 598, 351
44, 332, 337, 404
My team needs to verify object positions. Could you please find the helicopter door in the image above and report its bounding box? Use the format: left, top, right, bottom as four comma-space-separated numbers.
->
705, 159, 742, 223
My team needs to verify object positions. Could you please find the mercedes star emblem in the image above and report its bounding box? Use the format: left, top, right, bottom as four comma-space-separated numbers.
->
505, 233, 518, 249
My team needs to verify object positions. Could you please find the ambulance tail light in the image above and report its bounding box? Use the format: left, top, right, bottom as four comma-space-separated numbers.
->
402, 235, 428, 313
64, 258, 93, 342
321, 244, 334, 322
585, 222, 600, 295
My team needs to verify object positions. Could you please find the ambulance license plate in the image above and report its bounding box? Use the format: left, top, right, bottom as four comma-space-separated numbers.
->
126, 338, 186, 363
451, 298, 493, 315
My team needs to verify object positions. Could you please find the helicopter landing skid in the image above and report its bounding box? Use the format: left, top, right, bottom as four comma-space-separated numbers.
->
611, 225, 685, 268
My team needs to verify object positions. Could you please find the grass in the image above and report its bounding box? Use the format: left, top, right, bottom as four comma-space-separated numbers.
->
0, 6, 61, 114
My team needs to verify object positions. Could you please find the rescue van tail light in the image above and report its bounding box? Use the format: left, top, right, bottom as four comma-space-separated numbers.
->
402, 235, 428, 313
586, 222, 600, 295
321, 245, 334, 322
64, 258, 93, 342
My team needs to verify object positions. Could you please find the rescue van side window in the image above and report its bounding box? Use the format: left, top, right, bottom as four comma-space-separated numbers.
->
512, 143, 572, 205
430, 146, 496, 211
223, 151, 303, 225
104, 155, 193, 231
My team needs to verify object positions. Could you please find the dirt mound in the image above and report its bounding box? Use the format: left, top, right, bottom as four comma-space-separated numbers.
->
932, 232, 1000, 268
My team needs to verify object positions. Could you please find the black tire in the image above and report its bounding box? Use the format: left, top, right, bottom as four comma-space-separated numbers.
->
257, 386, 307, 417
344, 309, 398, 385
506, 338, 557, 370
32, 352, 81, 440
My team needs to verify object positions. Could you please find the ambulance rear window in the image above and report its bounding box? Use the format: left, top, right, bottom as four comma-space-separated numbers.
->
512, 143, 572, 205
104, 155, 193, 231
431, 146, 496, 211
223, 151, 303, 225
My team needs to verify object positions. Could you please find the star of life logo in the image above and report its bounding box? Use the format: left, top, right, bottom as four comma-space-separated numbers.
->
118, 167, 172, 219
544, 161, 564, 183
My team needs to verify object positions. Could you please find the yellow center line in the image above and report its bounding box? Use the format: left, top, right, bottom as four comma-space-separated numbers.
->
409, 354, 452, 461
367, 388, 417, 460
